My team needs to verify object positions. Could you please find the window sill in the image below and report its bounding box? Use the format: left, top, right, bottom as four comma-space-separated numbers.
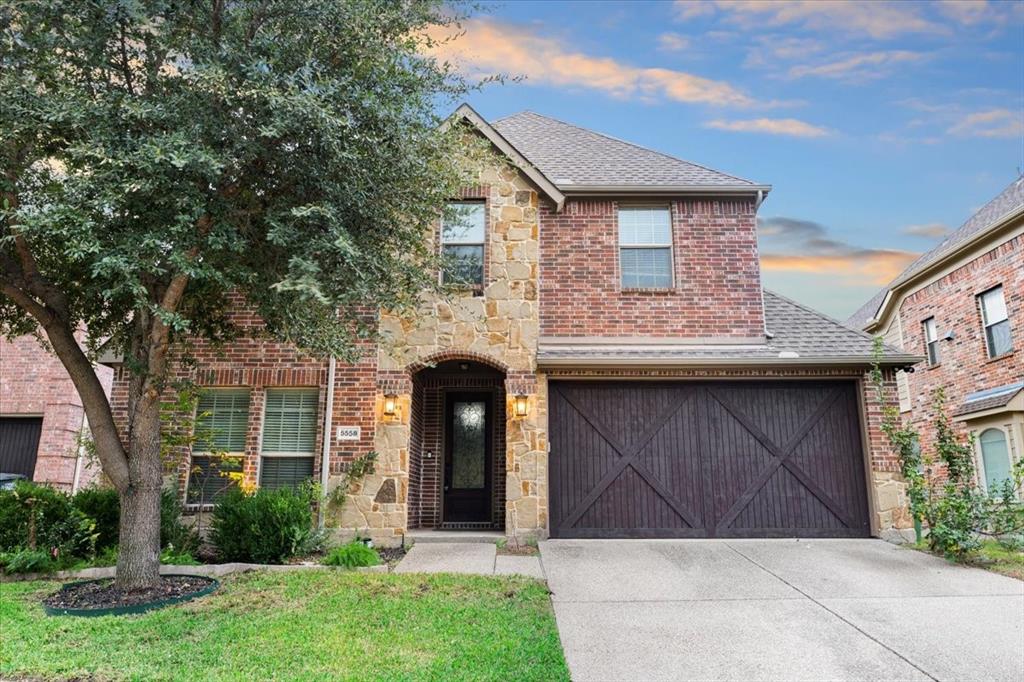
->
924, 362, 943, 371
620, 287, 677, 295
443, 284, 485, 296
984, 350, 1015, 365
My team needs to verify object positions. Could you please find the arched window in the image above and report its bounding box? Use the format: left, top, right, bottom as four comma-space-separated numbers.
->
979, 428, 1011, 493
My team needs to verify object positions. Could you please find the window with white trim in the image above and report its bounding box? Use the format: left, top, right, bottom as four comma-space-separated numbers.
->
922, 317, 940, 366
979, 428, 1012, 493
187, 389, 249, 505
619, 207, 673, 289
260, 388, 318, 490
979, 286, 1012, 358
441, 202, 485, 286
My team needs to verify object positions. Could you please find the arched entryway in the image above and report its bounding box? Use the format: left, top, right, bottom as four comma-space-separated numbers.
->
407, 358, 507, 530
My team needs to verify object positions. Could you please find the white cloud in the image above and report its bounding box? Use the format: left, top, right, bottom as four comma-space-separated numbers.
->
947, 109, 1024, 139
705, 117, 830, 137
657, 32, 691, 52
788, 51, 926, 83
902, 223, 950, 238
679, 1, 948, 40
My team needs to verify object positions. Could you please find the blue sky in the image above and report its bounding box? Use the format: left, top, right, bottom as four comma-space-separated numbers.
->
432, 0, 1024, 319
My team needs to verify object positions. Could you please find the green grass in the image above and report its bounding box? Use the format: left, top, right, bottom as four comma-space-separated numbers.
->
0, 570, 569, 681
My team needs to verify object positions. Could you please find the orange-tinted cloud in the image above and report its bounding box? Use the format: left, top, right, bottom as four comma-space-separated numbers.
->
758, 216, 918, 285
425, 18, 756, 107
787, 51, 926, 83
947, 109, 1024, 139
705, 117, 830, 137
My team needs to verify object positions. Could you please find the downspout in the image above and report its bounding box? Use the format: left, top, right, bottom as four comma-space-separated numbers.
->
318, 355, 337, 528
71, 413, 87, 493
753, 189, 772, 340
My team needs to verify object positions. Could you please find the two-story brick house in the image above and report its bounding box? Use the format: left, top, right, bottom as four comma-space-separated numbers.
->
110, 105, 920, 546
849, 176, 1022, 494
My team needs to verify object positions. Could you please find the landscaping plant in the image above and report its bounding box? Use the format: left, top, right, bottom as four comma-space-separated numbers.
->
871, 340, 1024, 561
211, 485, 322, 564
1, 0, 492, 589
323, 541, 381, 569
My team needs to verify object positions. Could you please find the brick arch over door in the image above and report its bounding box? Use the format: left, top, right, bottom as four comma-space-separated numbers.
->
548, 380, 871, 538
406, 350, 511, 377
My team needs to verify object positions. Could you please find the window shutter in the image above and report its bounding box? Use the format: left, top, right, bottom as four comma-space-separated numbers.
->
259, 456, 315, 490
261, 389, 319, 453
195, 390, 250, 452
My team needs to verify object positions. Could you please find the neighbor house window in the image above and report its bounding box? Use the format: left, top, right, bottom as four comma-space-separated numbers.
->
260, 388, 318, 490
922, 317, 940, 366
619, 206, 673, 289
979, 428, 1012, 493
441, 202, 485, 286
979, 286, 1012, 358
187, 389, 250, 505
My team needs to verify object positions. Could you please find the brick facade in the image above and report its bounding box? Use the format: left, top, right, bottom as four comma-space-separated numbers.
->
539, 198, 765, 338
893, 230, 1022, 475
0, 334, 111, 490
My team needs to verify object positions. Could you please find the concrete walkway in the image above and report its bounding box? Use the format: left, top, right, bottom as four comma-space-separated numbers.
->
394, 542, 544, 578
541, 538, 1024, 682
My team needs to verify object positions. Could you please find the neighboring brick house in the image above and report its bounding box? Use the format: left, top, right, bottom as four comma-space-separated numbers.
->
0, 333, 111, 490
849, 176, 1023, 495
108, 104, 920, 545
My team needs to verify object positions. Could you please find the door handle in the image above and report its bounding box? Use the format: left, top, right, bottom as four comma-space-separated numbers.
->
444, 486, 450, 491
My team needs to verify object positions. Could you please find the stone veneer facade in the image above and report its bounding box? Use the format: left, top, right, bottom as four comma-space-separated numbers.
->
334, 153, 548, 545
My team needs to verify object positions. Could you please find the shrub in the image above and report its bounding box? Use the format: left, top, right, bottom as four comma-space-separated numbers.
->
160, 546, 200, 565
0, 548, 56, 575
0, 481, 96, 559
72, 487, 120, 551
160, 488, 201, 555
210, 485, 320, 564
323, 541, 380, 569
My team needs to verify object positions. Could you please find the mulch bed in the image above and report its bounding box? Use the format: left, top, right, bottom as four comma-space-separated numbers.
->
43, 575, 216, 611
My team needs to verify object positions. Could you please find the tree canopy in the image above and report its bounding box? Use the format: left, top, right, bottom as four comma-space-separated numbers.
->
0, 0, 487, 587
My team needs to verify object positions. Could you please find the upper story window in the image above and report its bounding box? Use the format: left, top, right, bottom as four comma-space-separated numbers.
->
979, 286, 1012, 358
441, 202, 485, 286
922, 317, 940, 366
260, 388, 318, 490
619, 206, 673, 289
188, 389, 250, 505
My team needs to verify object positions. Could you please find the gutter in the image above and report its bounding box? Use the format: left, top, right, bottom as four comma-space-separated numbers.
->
536, 354, 924, 369
318, 355, 336, 528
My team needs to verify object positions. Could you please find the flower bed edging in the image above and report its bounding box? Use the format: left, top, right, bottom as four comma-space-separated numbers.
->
1, 561, 388, 583
43, 575, 219, 618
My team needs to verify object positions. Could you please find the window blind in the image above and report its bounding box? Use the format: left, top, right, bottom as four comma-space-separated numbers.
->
259, 456, 315, 490
195, 390, 250, 453
261, 389, 319, 453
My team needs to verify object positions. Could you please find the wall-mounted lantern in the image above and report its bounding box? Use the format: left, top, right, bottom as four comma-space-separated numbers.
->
513, 394, 529, 418
383, 394, 398, 418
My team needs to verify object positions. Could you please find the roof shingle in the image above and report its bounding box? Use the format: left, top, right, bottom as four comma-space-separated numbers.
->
491, 111, 761, 189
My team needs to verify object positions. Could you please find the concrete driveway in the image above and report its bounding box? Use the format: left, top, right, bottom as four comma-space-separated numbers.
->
539, 539, 1024, 681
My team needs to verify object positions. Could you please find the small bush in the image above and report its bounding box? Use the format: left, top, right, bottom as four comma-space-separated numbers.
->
0, 481, 96, 559
0, 548, 56, 575
323, 541, 380, 569
72, 487, 120, 550
160, 546, 200, 565
210, 485, 319, 564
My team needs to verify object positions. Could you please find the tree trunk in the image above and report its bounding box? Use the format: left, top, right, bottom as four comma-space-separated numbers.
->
115, 385, 164, 590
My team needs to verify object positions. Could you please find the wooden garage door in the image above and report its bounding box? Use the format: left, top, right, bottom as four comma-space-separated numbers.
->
0, 417, 43, 480
548, 381, 871, 538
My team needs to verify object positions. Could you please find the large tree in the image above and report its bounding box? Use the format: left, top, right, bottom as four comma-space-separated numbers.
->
0, 0, 481, 589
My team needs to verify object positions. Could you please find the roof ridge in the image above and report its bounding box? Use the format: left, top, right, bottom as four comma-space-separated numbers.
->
764, 288, 888, 348
497, 110, 756, 186
889, 173, 1024, 286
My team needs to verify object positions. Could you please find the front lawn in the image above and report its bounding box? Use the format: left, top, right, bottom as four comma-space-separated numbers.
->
0, 571, 569, 681
909, 539, 1024, 581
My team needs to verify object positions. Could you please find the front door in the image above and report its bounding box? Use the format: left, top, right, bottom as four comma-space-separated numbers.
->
443, 392, 492, 524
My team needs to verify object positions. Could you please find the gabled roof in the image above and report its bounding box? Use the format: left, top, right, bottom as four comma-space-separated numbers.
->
537, 290, 920, 367
448, 104, 566, 211
491, 111, 770, 194
848, 175, 1024, 331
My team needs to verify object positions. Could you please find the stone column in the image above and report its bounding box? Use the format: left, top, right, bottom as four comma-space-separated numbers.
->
504, 372, 548, 541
